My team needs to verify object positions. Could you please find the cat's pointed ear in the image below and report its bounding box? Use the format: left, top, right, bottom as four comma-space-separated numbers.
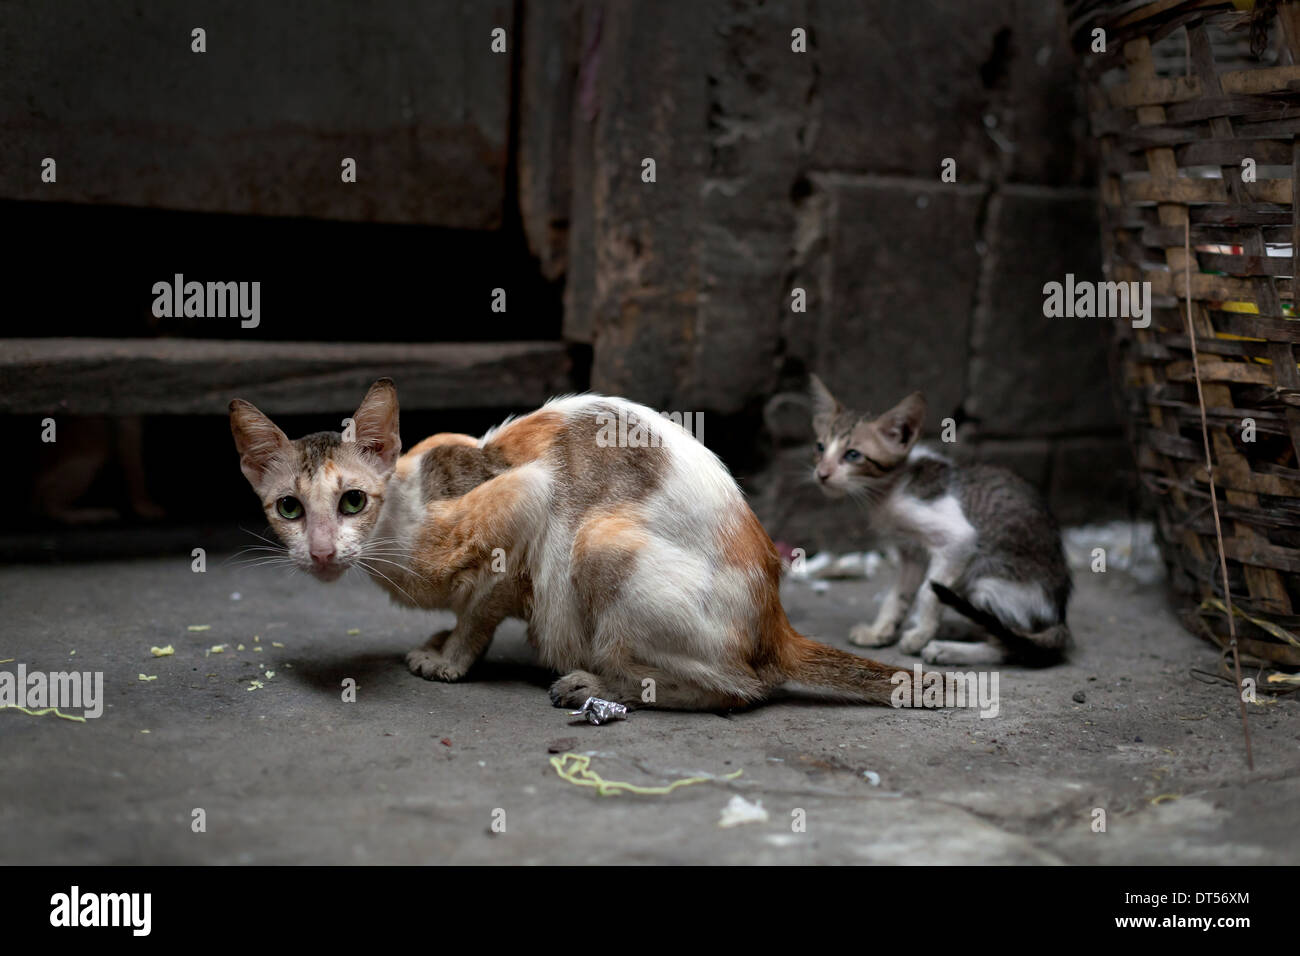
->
230, 398, 292, 487
351, 378, 402, 472
875, 391, 926, 454
809, 374, 841, 431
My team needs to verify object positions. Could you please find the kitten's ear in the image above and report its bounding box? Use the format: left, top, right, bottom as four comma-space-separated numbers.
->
809, 374, 841, 430
351, 378, 402, 472
876, 391, 926, 453
230, 399, 292, 487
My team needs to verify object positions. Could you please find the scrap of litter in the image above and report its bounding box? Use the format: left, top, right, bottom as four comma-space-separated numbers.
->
550, 752, 742, 797
150, 645, 174, 657
187, 625, 211, 632
718, 795, 769, 828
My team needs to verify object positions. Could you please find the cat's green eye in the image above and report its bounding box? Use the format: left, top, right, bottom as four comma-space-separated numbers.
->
815, 441, 825, 453
340, 490, 367, 515
844, 449, 862, 462
276, 496, 303, 520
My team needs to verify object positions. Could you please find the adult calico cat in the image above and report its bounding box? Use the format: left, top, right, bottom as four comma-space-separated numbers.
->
230, 379, 932, 711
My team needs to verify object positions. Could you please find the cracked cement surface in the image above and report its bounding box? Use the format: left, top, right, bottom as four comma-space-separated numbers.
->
2, 552, 1297, 864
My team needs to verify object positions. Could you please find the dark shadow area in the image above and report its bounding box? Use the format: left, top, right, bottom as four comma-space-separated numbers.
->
4, 199, 564, 342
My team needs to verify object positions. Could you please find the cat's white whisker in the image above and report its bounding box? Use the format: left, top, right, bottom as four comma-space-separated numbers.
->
355, 555, 412, 573
222, 547, 287, 567
355, 559, 418, 606
240, 527, 286, 548
231, 557, 295, 571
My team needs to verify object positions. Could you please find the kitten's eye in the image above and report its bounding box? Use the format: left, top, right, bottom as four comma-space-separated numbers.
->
276, 496, 303, 520
339, 490, 367, 515
815, 441, 825, 453
844, 449, 862, 462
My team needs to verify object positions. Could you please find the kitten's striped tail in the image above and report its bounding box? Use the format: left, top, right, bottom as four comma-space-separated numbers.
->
929, 582, 1070, 664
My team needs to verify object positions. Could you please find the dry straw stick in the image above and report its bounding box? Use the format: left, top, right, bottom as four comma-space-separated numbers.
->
1182, 218, 1253, 771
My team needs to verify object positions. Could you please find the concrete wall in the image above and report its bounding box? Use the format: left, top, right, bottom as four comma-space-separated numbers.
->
523, 0, 1131, 546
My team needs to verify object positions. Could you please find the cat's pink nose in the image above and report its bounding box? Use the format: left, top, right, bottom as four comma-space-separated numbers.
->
310, 547, 337, 566
816, 470, 831, 482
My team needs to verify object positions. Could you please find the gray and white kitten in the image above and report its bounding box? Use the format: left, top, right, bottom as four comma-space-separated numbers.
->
809, 375, 1072, 666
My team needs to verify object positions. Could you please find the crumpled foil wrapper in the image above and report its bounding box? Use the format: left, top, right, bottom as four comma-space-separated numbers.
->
570, 696, 628, 725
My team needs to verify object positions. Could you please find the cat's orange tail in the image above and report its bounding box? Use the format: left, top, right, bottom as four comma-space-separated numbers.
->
776, 625, 942, 706
734, 505, 942, 706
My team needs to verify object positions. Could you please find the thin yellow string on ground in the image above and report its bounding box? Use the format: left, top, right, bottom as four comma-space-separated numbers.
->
550, 752, 742, 796
0, 706, 87, 723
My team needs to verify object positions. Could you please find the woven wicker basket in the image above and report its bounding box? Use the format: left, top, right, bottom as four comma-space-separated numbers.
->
1068, 0, 1300, 665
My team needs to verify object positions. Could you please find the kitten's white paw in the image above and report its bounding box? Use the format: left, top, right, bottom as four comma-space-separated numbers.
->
922, 639, 1004, 666
850, 622, 897, 647
897, 625, 937, 655
919, 641, 950, 665
406, 647, 467, 682
549, 670, 608, 709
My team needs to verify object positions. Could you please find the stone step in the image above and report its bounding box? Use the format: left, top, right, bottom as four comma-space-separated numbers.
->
0, 338, 577, 415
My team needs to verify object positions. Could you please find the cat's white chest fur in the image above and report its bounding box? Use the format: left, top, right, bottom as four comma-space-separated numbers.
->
877, 491, 977, 552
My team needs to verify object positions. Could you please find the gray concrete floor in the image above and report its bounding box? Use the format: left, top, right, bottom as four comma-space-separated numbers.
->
2, 551, 1297, 865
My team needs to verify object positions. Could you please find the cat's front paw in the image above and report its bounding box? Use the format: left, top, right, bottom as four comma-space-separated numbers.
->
922, 639, 1004, 666
897, 624, 937, 655
549, 670, 609, 709
406, 647, 468, 682
850, 621, 898, 647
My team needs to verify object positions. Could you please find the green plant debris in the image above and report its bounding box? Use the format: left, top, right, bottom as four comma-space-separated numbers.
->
1, 706, 86, 722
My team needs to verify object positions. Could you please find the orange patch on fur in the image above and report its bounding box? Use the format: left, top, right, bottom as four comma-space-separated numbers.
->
573, 511, 649, 559
715, 504, 902, 701
396, 432, 478, 478
486, 411, 564, 466
718, 505, 781, 574
411, 466, 537, 586
717, 504, 797, 678
407, 433, 478, 455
